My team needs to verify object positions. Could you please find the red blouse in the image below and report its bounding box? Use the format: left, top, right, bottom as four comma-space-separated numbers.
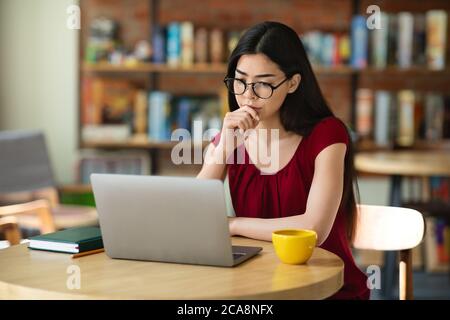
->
212, 116, 370, 300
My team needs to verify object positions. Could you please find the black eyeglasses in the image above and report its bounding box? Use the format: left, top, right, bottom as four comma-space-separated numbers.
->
223, 77, 289, 99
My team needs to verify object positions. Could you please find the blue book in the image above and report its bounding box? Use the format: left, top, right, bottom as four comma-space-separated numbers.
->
148, 92, 171, 141
177, 98, 191, 131
321, 34, 334, 66
152, 24, 166, 63
167, 22, 181, 67
351, 15, 368, 69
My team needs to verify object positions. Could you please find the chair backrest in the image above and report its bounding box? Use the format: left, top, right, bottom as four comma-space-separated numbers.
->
353, 204, 425, 251
0, 130, 55, 194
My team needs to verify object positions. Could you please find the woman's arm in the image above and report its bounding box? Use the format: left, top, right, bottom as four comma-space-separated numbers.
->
230, 143, 347, 246
196, 142, 228, 180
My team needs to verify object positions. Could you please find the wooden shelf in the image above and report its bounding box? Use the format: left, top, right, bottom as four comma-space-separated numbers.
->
80, 138, 450, 152
312, 65, 355, 75
81, 139, 210, 150
358, 66, 450, 76
356, 139, 450, 152
82, 62, 356, 75
82, 62, 450, 76
82, 62, 228, 74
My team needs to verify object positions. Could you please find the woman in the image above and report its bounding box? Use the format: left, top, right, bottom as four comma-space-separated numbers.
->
197, 21, 369, 300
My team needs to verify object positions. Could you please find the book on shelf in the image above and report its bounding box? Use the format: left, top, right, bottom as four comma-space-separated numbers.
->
194, 27, 208, 63
301, 30, 321, 65
147, 92, 222, 142
82, 77, 136, 126
28, 227, 103, 254
425, 94, 445, 140
181, 21, 194, 67
413, 13, 427, 66
425, 217, 450, 273
227, 30, 241, 58
82, 124, 131, 143
367, 9, 448, 70
134, 90, 148, 137
148, 22, 243, 66
370, 12, 389, 69
374, 90, 392, 146
152, 24, 166, 64
82, 77, 104, 125
320, 34, 335, 67
84, 17, 119, 63
387, 13, 398, 66
148, 91, 172, 141
351, 15, 368, 69
176, 97, 192, 131
404, 176, 449, 273
397, 90, 415, 147
355, 89, 450, 147
76, 150, 151, 184
355, 88, 373, 139
167, 22, 181, 67
397, 12, 414, 69
82, 11, 447, 71
301, 31, 350, 67
426, 10, 447, 70
209, 28, 224, 64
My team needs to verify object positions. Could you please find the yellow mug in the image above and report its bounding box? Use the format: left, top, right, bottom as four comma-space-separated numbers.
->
272, 229, 317, 264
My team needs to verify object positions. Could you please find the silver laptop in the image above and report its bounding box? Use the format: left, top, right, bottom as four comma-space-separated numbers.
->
90, 174, 262, 267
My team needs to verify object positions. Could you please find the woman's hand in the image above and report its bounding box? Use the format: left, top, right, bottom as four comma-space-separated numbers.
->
217, 106, 260, 160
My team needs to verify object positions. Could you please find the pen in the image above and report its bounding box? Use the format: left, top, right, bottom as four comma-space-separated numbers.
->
72, 248, 105, 259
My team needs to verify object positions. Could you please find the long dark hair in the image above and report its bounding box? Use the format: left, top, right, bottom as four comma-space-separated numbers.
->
226, 21, 359, 242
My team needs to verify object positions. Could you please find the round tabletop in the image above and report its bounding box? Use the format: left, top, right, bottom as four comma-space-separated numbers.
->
355, 151, 450, 176
0, 237, 344, 300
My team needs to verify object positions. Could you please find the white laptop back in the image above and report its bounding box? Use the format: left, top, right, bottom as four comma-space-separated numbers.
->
90, 174, 261, 267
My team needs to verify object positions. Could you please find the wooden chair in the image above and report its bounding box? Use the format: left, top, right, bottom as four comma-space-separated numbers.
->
0, 217, 22, 246
353, 204, 425, 300
0, 200, 55, 246
0, 130, 98, 244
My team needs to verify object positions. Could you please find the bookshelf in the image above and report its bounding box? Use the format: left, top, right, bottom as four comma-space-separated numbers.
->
82, 62, 357, 75
78, 0, 450, 176
82, 62, 229, 74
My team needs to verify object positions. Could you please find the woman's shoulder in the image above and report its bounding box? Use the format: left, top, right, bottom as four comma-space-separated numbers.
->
311, 116, 348, 135
305, 116, 350, 161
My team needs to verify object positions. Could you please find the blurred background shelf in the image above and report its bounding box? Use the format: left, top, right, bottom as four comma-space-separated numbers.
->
82, 62, 229, 74
82, 62, 358, 75
77, 0, 450, 178
83, 62, 450, 76
81, 139, 209, 150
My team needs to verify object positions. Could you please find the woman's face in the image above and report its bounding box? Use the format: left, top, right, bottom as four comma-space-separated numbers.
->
234, 53, 297, 121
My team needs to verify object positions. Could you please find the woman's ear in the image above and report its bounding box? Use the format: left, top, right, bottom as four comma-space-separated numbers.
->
288, 73, 301, 93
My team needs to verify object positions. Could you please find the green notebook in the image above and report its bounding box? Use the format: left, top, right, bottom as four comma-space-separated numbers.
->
28, 226, 103, 254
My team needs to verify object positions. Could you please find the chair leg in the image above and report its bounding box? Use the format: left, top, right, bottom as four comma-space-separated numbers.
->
382, 251, 397, 299
382, 175, 403, 299
3, 223, 22, 246
399, 249, 413, 300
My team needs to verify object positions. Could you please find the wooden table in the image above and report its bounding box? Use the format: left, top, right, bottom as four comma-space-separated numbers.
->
355, 150, 450, 299
355, 151, 450, 177
0, 237, 344, 300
